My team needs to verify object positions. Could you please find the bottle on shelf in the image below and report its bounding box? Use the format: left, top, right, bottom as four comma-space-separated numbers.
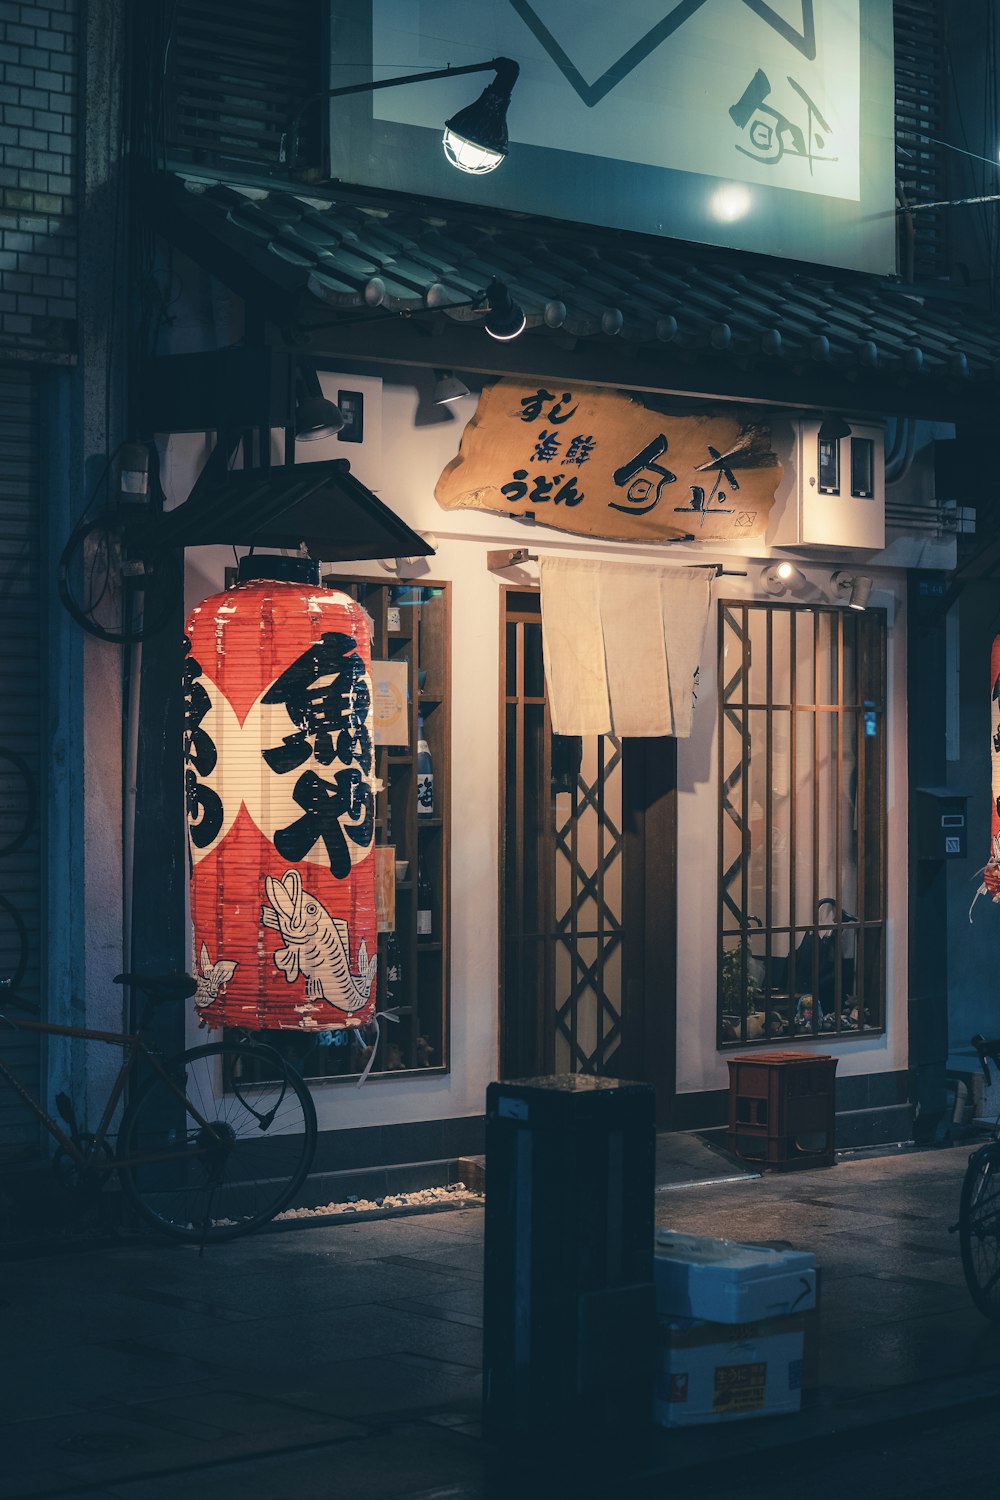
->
417, 714, 434, 818
417, 854, 433, 940
385, 929, 404, 1008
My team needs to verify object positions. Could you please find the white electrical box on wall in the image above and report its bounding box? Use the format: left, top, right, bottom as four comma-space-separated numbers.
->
768, 419, 885, 552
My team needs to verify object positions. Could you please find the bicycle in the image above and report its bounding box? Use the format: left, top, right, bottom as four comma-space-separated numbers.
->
0, 971, 317, 1244
955, 1033, 1000, 1319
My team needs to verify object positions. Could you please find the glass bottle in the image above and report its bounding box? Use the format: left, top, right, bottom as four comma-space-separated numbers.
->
385, 929, 403, 1008
417, 714, 434, 818
417, 855, 433, 940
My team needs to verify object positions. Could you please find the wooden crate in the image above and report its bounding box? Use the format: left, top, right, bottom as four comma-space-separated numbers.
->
727, 1053, 838, 1170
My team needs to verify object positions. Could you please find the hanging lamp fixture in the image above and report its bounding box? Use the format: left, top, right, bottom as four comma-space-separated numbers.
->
281, 57, 520, 176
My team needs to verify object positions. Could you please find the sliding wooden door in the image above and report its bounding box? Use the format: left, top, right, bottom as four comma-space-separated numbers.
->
500, 588, 677, 1122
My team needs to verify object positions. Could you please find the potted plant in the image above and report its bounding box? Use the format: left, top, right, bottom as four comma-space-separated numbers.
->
720, 946, 764, 1037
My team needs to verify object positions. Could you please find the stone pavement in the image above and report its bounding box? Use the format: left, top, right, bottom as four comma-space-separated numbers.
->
2, 1136, 998, 1500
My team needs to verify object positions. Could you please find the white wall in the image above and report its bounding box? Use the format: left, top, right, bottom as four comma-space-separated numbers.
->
171, 365, 909, 1131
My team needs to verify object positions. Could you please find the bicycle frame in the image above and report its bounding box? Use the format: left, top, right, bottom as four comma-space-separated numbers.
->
0, 1010, 219, 1173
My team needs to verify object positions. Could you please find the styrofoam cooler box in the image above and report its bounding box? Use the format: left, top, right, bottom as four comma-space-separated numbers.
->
654, 1230, 816, 1323
654, 1313, 806, 1427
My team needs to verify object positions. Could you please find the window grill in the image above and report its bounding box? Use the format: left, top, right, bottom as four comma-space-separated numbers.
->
718, 601, 887, 1048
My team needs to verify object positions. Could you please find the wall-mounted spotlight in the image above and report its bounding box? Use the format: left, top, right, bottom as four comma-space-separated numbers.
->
295, 365, 343, 440
442, 58, 520, 175
481, 278, 526, 341
830, 571, 874, 610
818, 414, 852, 442
481, 280, 526, 341
761, 560, 806, 596
433, 370, 471, 405
377, 532, 439, 575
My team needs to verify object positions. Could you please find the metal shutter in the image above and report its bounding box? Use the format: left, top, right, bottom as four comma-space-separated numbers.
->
0, 367, 43, 1150
895, 0, 950, 282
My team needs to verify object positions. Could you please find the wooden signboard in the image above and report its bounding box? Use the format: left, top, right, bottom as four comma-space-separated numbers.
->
435, 379, 782, 544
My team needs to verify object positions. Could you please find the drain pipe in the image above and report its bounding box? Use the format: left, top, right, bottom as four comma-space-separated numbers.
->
121, 633, 142, 979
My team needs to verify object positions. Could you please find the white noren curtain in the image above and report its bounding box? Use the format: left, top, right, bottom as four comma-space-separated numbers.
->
538, 557, 713, 737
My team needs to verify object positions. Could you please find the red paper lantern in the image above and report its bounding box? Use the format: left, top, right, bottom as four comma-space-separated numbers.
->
183, 558, 377, 1030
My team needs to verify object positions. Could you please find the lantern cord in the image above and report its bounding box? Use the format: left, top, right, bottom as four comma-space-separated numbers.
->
355, 1007, 403, 1087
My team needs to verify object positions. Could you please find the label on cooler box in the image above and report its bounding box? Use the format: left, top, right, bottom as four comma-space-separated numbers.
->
713, 1360, 767, 1414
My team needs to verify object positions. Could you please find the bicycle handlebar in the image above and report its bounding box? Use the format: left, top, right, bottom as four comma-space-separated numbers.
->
113, 972, 197, 1002
0, 977, 40, 1014
971, 1034, 1000, 1087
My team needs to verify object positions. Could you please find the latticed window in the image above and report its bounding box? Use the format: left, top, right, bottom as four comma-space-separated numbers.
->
502, 592, 627, 1079
501, 588, 674, 1094
718, 601, 887, 1047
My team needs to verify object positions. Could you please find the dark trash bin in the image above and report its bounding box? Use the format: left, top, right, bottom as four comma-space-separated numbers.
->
483, 1074, 656, 1451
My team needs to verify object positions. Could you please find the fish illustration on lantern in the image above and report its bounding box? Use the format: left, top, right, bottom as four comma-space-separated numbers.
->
970, 831, 1000, 921
193, 941, 238, 1014
262, 869, 376, 1013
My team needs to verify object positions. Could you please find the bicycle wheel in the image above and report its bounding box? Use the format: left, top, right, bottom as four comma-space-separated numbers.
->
959, 1145, 1000, 1319
0, 892, 29, 993
117, 1041, 317, 1242
0, 748, 37, 857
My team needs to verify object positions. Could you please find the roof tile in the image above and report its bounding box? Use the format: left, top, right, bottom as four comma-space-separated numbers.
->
157, 171, 1000, 399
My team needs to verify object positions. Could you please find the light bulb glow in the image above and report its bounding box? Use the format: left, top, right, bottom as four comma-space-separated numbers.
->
442, 128, 506, 174
709, 183, 752, 222
485, 309, 526, 341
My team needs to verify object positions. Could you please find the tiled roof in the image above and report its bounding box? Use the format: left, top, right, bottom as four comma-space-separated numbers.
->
152, 171, 1000, 413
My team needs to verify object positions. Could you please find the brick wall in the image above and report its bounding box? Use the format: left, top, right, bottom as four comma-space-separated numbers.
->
0, 0, 76, 359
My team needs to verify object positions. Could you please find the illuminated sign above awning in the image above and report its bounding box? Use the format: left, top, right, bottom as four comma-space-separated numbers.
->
326, 0, 895, 274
